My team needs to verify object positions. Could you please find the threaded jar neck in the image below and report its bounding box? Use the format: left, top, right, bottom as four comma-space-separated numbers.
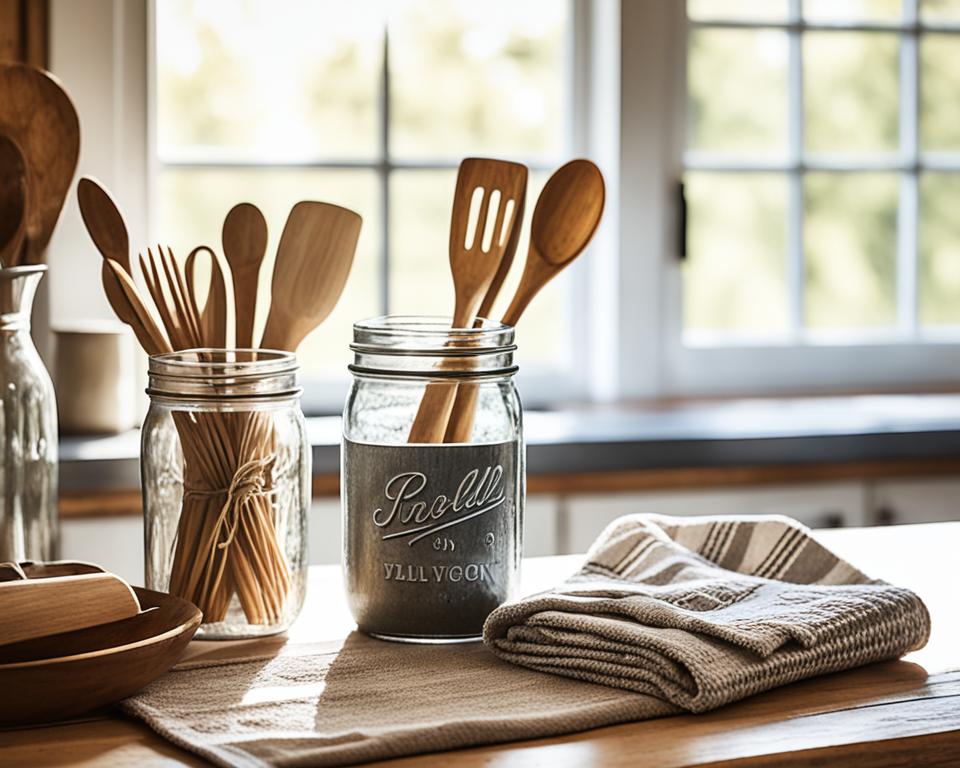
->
350, 315, 517, 380
147, 349, 300, 402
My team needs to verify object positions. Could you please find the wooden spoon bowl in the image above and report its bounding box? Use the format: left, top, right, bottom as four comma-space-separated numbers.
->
0, 135, 26, 267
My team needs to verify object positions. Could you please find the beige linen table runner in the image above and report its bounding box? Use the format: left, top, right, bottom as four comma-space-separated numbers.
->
122, 514, 930, 768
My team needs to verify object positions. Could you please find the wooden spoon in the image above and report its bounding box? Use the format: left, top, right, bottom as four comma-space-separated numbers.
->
0, 63, 80, 264
222, 203, 267, 349
407, 158, 528, 443
77, 177, 130, 272
443, 159, 605, 443
259, 201, 362, 352
0, 135, 26, 267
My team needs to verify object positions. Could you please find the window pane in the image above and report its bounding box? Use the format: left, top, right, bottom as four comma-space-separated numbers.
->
923, 0, 960, 21
804, 173, 898, 329
389, 0, 568, 160
687, 1, 789, 21
688, 30, 788, 155
684, 173, 789, 334
804, 33, 899, 153
156, 0, 381, 160
389, 170, 566, 367
804, 0, 902, 21
921, 34, 960, 151
920, 173, 960, 326
157, 168, 380, 376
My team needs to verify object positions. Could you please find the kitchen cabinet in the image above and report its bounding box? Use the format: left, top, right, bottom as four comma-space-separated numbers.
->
869, 478, 960, 525
61, 477, 959, 577
560, 482, 868, 555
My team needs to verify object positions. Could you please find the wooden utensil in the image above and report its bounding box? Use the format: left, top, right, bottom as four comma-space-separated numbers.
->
0, 585, 200, 726
0, 135, 27, 267
187, 245, 228, 347
222, 203, 268, 348
259, 201, 362, 352
104, 259, 171, 355
408, 158, 528, 443
77, 176, 130, 272
0, 63, 80, 264
0, 572, 141, 646
443, 159, 605, 443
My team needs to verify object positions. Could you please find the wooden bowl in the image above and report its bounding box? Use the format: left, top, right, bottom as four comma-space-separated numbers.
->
0, 587, 201, 726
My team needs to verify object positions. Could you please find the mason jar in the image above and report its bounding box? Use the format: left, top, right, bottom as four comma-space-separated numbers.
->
342, 316, 524, 643
142, 350, 309, 639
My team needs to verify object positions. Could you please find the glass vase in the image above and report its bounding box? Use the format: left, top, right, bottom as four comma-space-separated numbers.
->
0, 265, 58, 562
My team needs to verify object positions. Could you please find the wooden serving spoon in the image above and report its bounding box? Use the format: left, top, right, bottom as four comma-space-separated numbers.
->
443, 159, 605, 443
221, 203, 267, 349
77, 177, 130, 272
0, 63, 80, 264
407, 158, 528, 443
0, 135, 26, 267
259, 201, 362, 352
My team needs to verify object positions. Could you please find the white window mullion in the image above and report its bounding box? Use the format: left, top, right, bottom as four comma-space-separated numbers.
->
787, 0, 805, 339
378, 27, 391, 315
897, 0, 920, 337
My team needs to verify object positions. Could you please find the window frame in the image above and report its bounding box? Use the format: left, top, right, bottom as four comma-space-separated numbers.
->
658, 0, 960, 397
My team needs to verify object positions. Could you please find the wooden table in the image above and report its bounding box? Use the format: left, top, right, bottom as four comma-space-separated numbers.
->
1, 522, 958, 767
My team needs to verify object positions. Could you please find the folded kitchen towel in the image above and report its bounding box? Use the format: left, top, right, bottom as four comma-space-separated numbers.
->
121, 514, 930, 768
484, 514, 931, 713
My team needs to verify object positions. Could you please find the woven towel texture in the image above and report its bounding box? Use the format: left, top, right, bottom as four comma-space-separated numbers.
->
122, 514, 930, 768
483, 514, 929, 713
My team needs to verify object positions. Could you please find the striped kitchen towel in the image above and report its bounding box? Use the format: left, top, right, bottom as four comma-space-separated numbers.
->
484, 514, 931, 713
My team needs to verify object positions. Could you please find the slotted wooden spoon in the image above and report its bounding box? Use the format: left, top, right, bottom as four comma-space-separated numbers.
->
443, 159, 605, 443
0, 135, 26, 267
222, 203, 267, 349
259, 201, 362, 352
407, 158, 527, 443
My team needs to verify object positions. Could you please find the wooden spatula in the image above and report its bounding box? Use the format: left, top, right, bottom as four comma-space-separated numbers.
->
259, 201, 362, 352
0, 571, 142, 646
407, 158, 527, 443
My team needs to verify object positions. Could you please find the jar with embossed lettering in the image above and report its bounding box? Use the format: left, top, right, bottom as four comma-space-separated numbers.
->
342, 316, 524, 643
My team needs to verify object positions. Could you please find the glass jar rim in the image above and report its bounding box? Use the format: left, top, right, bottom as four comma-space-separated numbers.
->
351, 315, 515, 354
147, 348, 301, 400
350, 315, 517, 379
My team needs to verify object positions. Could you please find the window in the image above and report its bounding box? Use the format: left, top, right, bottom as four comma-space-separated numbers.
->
684, 0, 960, 345
152, 0, 577, 411
51, 1, 960, 406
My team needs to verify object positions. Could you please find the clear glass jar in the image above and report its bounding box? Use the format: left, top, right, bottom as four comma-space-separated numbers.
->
0, 266, 58, 562
142, 350, 309, 639
342, 316, 524, 643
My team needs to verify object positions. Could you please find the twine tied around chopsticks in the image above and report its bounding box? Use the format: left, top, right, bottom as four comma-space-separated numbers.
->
184, 454, 277, 554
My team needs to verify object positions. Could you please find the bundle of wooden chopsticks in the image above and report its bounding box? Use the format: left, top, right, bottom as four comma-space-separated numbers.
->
78, 177, 361, 624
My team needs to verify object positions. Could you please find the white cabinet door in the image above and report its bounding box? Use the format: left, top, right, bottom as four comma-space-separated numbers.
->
869, 478, 960, 525
562, 482, 868, 555
61, 517, 144, 585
